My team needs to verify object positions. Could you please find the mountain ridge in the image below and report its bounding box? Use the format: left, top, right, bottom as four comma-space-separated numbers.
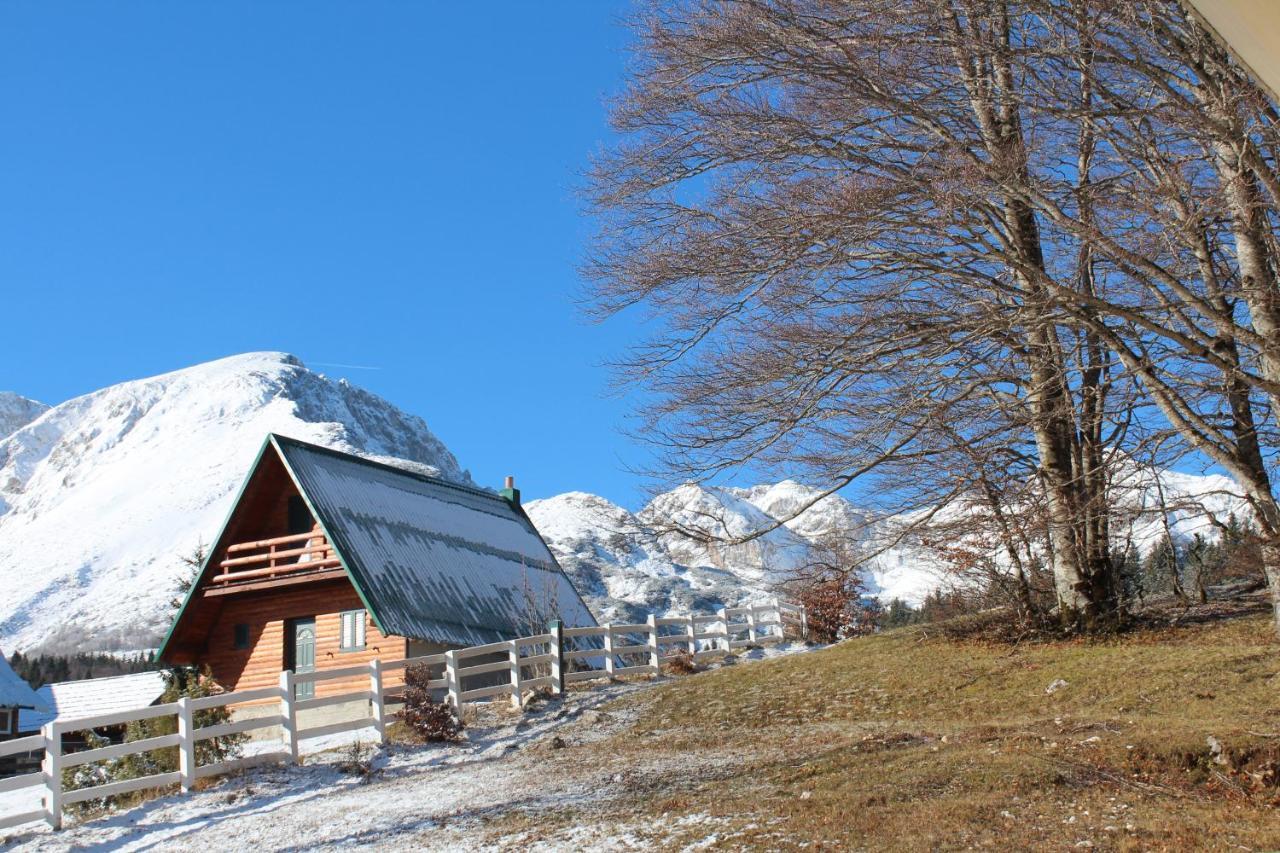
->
0, 393, 49, 444
0, 352, 470, 653
0, 352, 1254, 654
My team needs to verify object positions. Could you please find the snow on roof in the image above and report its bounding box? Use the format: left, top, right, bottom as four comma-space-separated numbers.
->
19, 671, 167, 732
275, 435, 597, 646
0, 655, 44, 711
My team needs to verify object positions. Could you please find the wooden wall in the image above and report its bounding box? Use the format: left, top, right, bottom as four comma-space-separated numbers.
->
202, 577, 408, 706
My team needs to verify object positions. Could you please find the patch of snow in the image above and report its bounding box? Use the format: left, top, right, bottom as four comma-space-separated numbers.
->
0, 643, 820, 850
0, 393, 48, 443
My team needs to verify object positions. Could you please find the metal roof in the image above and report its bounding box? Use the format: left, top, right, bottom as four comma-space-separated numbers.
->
274, 435, 597, 646
0, 656, 44, 711
18, 671, 164, 731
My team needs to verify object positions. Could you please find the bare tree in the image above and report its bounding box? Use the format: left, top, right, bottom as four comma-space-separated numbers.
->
585, 0, 1280, 633
586, 0, 1149, 629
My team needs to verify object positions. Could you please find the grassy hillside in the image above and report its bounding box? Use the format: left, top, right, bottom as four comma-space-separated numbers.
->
554, 610, 1280, 850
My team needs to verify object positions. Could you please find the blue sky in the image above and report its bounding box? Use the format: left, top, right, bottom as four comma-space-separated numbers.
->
0, 2, 670, 507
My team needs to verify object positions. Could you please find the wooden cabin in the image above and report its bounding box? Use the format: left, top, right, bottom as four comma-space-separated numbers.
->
159, 434, 595, 711
0, 656, 44, 738
0, 655, 45, 776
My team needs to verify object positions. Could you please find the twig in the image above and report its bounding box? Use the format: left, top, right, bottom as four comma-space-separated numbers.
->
1211, 770, 1251, 801
1035, 754, 1196, 800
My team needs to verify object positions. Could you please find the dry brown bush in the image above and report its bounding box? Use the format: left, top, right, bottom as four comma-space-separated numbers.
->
663, 648, 698, 676
402, 663, 464, 743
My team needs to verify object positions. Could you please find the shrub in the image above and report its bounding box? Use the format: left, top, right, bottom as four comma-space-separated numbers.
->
401, 663, 464, 742
663, 648, 698, 675
790, 572, 874, 644
61, 731, 114, 817
520, 686, 554, 713
124, 667, 244, 775
338, 740, 378, 783
62, 666, 243, 816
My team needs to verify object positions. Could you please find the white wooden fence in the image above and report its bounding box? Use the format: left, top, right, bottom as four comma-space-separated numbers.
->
0, 597, 806, 832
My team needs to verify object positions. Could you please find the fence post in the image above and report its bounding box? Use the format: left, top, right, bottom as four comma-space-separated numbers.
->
508, 640, 523, 709
747, 604, 758, 644
686, 614, 697, 655
548, 619, 564, 695
717, 607, 730, 653
646, 614, 660, 675
41, 721, 62, 830
603, 623, 615, 679
368, 658, 386, 744
177, 696, 195, 793
445, 649, 460, 709
800, 604, 809, 640
279, 670, 298, 764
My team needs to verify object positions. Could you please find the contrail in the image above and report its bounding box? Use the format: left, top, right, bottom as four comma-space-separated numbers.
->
308, 361, 383, 371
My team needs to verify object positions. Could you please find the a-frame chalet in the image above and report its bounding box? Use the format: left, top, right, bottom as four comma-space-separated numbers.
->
159, 434, 595, 707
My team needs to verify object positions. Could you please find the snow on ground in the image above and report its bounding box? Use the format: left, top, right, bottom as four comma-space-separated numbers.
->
1, 643, 816, 851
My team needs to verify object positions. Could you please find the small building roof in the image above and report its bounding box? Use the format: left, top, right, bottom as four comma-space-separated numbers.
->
0, 655, 45, 711
19, 671, 167, 732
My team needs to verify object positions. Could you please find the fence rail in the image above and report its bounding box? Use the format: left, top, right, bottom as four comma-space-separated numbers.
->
0, 597, 804, 833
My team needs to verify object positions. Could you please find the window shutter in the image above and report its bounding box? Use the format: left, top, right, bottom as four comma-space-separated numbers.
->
340, 609, 366, 651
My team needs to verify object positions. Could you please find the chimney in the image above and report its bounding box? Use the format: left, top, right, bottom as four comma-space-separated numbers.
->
500, 475, 521, 506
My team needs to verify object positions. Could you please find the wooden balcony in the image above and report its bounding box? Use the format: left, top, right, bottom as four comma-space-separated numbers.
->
204, 530, 344, 596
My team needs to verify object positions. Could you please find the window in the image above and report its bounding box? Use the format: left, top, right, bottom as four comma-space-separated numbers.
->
0, 710, 11, 735
340, 609, 366, 651
233, 623, 250, 650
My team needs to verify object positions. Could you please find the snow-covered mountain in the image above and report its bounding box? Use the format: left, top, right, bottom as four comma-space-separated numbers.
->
1110, 465, 1248, 551
0, 393, 48, 442
639, 484, 812, 583
0, 351, 1256, 655
525, 492, 754, 622
527, 480, 947, 621
0, 352, 470, 654
528, 469, 1257, 621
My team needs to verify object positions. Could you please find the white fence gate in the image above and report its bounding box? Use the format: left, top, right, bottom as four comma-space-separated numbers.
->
0, 597, 806, 832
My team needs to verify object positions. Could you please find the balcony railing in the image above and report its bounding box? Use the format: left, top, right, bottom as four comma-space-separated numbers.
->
211, 531, 341, 585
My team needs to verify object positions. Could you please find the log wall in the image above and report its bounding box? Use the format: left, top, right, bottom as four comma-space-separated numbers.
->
202, 578, 408, 706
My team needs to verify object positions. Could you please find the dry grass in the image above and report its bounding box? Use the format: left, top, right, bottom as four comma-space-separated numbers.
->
557, 613, 1280, 850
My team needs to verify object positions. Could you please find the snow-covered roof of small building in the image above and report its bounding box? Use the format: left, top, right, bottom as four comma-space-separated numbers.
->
18, 671, 167, 732
273, 436, 597, 646
0, 656, 45, 711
